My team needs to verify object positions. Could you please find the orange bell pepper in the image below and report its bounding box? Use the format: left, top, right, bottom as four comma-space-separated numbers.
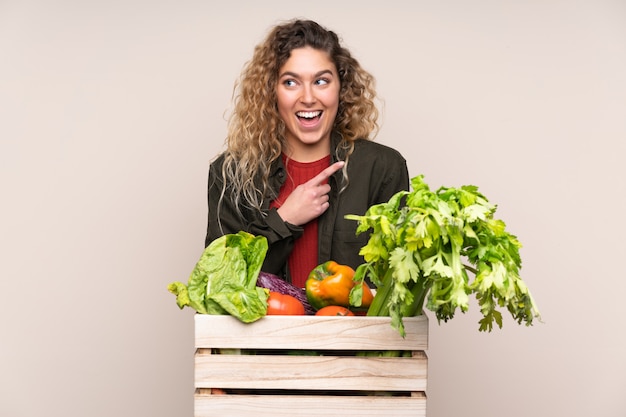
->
305, 261, 373, 311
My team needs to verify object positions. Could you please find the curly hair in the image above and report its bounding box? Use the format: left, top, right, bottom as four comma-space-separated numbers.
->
220, 19, 380, 214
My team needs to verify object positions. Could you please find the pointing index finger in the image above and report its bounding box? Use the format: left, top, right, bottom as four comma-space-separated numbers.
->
309, 160, 345, 186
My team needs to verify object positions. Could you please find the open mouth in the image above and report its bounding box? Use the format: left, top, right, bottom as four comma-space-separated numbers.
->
296, 110, 322, 122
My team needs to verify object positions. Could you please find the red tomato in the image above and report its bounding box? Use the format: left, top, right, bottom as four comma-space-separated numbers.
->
315, 305, 355, 316
266, 292, 306, 315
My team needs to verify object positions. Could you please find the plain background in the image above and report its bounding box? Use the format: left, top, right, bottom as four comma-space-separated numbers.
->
2, 1, 625, 416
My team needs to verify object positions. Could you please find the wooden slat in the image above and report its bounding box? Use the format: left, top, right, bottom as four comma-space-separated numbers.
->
194, 314, 428, 350
194, 393, 427, 417
195, 352, 428, 391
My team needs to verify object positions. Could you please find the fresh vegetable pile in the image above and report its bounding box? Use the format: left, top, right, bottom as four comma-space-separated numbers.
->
168, 175, 541, 339
346, 175, 541, 336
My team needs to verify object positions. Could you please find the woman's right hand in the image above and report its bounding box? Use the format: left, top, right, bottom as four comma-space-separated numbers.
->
277, 161, 345, 226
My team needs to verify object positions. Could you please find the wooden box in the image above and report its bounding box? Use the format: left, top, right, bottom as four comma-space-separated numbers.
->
194, 314, 428, 417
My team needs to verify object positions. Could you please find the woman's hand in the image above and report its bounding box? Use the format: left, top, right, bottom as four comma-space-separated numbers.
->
277, 161, 345, 226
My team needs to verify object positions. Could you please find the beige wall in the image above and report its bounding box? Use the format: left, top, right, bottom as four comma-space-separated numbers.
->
2, 1, 625, 416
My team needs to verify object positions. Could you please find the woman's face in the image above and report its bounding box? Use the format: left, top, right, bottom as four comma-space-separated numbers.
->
276, 46, 340, 161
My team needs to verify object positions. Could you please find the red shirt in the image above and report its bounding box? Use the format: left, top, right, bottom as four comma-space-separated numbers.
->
270, 154, 331, 288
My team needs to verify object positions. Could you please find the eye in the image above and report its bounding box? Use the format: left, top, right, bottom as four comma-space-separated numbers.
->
315, 78, 330, 86
282, 79, 297, 87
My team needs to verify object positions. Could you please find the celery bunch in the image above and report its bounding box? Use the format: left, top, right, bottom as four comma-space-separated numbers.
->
347, 175, 541, 337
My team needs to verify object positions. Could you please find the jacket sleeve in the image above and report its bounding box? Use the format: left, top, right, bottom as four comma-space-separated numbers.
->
204, 159, 303, 275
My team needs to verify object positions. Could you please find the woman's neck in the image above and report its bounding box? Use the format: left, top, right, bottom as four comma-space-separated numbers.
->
283, 138, 331, 162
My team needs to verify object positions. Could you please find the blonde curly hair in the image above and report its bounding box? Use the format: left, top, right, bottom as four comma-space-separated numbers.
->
220, 19, 380, 214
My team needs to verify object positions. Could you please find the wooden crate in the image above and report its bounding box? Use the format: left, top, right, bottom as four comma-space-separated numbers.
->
194, 314, 428, 417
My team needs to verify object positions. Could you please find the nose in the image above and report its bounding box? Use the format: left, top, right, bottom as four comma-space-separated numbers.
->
300, 84, 316, 105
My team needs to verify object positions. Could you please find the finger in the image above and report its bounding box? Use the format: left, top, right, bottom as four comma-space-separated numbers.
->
316, 183, 331, 196
307, 161, 345, 187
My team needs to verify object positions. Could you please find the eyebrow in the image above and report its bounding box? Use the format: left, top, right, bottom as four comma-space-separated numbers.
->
279, 69, 335, 79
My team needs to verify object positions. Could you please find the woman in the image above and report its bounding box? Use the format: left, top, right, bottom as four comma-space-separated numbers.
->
205, 19, 409, 287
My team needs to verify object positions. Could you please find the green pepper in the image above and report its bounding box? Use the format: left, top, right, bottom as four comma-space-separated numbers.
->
305, 261, 373, 311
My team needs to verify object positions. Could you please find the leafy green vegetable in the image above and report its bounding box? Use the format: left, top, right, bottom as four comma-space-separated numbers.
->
346, 175, 541, 336
167, 231, 269, 323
